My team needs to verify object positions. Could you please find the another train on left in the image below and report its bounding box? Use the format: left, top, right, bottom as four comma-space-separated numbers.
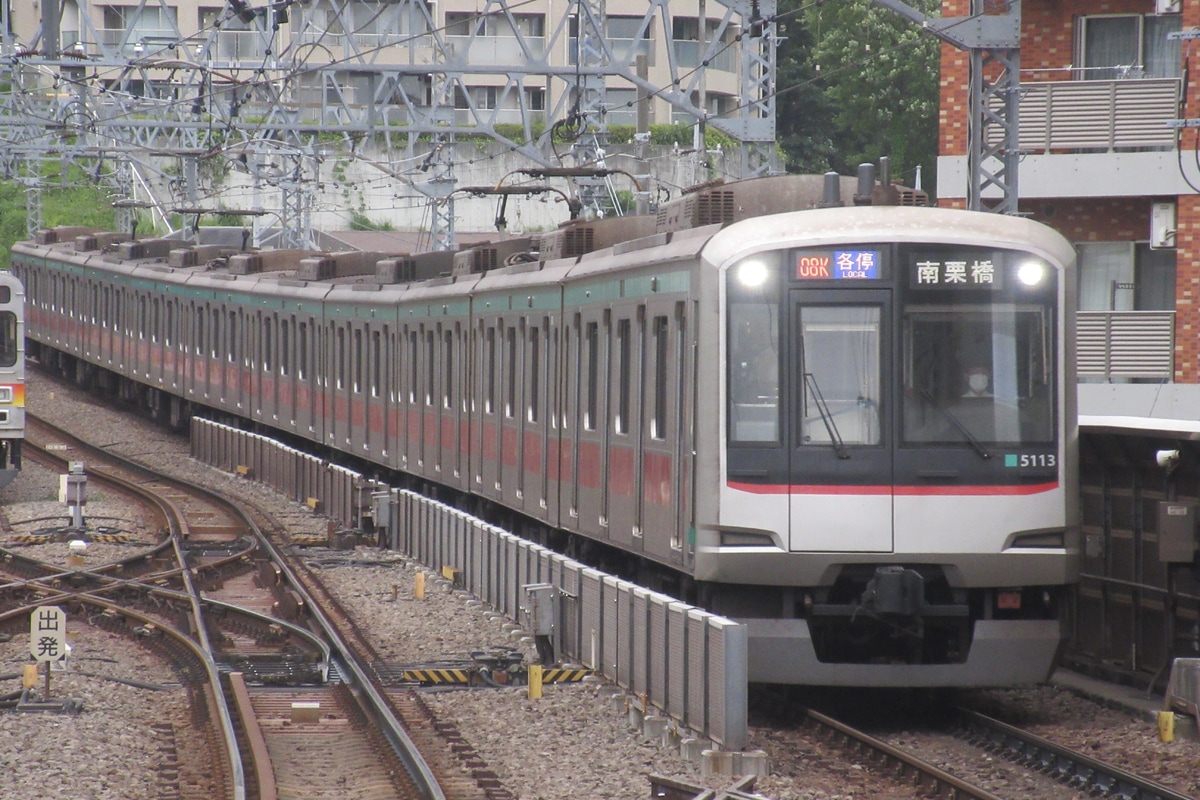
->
0, 270, 24, 488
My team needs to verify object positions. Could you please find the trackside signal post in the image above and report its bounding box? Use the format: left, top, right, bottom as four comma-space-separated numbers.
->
30, 605, 66, 697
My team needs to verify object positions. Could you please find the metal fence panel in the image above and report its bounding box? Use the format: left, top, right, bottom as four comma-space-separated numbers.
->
705, 617, 748, 749
602, 576, 621, 683
667, 602, 690, 726
580, 569, 603, 670
686, 610, 710, 733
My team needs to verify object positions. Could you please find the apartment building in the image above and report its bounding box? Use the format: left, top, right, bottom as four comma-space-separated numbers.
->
938, 0, 1190, 384
13, 0, 745, 130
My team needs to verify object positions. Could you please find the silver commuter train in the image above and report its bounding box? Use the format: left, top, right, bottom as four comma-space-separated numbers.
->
11, 172, 1079, 686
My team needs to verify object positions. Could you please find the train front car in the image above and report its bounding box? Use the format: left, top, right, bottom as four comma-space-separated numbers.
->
697, 206, 1078, 687
0, 272, 24, 488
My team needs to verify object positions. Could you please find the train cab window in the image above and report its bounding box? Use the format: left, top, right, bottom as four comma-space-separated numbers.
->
799, 306, 881, 446
901, 247, 1056, 447
0, 311, 16, 367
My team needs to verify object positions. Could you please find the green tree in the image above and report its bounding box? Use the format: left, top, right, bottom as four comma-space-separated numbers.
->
777, 0, 939, 188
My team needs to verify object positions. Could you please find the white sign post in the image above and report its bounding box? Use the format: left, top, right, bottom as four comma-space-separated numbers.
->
30, 605, 67, 696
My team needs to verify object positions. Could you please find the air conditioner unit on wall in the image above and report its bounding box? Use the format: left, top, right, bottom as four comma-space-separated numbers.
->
1156, 0, 1181, 15
1151, 201, 1177, 249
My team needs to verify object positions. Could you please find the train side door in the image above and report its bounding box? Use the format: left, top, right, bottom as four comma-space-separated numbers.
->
788, 290, 894, 553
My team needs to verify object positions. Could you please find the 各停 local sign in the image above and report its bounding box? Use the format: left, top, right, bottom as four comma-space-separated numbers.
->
30, 605, 67, 663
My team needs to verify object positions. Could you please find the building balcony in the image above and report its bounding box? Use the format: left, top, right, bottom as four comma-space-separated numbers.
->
1077, 310, 1174, 382
938, 77, 1195, 200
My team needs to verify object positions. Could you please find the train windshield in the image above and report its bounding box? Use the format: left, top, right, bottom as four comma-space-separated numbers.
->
901, 248, 1055, 447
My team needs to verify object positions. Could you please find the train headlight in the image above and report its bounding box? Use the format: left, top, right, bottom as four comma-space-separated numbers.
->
736, 259, 769, 288
1017, 260, 1047, 287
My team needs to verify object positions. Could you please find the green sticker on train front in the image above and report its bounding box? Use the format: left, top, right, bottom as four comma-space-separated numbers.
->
1005, 454, 1018, 467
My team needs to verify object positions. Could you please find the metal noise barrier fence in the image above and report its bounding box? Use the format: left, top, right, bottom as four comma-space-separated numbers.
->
190, 417, 749, 749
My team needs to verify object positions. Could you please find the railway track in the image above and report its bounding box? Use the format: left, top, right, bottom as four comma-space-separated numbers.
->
1, 413, 449, 800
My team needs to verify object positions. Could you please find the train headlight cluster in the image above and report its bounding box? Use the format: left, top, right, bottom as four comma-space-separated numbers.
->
1017, 260, 1048, 287
736, 259, 770, 288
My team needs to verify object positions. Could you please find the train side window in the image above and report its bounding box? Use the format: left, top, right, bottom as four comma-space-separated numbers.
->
408, 329, 419, 404
729, 301, 780, 443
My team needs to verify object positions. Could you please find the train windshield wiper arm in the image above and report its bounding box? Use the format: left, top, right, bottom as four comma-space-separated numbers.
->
920, 389, 991, 459
804, 373, 850, 459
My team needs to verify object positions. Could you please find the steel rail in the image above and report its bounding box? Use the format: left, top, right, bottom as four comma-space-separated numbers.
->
959, 708, 1194, 800
805, 707, 1008, 800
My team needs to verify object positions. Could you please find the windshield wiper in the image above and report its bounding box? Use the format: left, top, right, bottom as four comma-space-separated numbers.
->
919, 388, 992, 460
804, 373, 850, 459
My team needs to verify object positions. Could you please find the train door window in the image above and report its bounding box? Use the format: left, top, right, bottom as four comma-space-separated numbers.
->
425, 328, 435, 405
485, 325, 497, 415
164, 300, 172, 346
263, 318, 273, 372
729, 301, 780, 443
528, 323, 540, 423
196, 307, 205, 355
407, 329, 419, 404
584, 320, 599, 431
298, 322, 308, 378
798, 306, 881, 446
353, 327, 364, 393
137, 297, 146, 338
505, 325, 517, 419
616, 317, 632, 435
443, 328, 454, 409
280, 320, 290, 376
211, 309, 221, 358
227, 314, 237, 363
372, 330, 382, 397
151, 298, 160, 343
335, 327, 346, 389
651, 314, 668, 440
